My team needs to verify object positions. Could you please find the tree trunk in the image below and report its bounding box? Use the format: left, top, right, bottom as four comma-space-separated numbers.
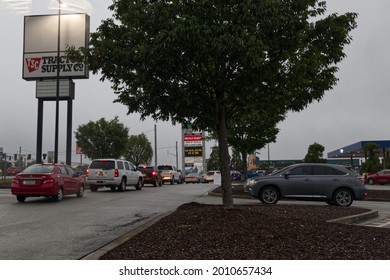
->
241, 151, 248, 181
217, 105, 234, 208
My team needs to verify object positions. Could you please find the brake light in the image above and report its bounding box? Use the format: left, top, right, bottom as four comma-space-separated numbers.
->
169, 171, 172, 175
114, 169, 119, 177
43, 176, 55, 184
152, 171, 156, 176
86, 168, 89, 177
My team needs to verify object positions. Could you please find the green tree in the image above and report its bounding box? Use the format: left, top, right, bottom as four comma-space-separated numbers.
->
304, 142, 327, 163
75, 117, 129, 159
230, 148, 243, 172
70, 0, 357, 207
361, 143, 382, 174
228, 111, 284, 180
207, 146, 220, 171
125, 133, 153, 166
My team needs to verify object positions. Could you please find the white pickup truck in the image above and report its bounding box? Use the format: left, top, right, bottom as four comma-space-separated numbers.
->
157, 164, 182, 184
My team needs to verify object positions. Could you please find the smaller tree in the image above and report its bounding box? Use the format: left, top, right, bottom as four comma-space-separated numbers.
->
206, 146, 220, 171
304, 143, 327, 163
75, 117, 129, 159
360, 143, 382, 174
125, 133, 153, 166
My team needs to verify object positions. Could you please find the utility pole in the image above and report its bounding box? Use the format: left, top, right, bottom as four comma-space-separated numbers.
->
154, 124, 157, 167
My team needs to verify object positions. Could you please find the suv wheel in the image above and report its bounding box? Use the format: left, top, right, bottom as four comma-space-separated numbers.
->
118, 179, 127, 192
259, 186, 279, 204
334, 188, 353, 207
170, 177, 174, 185
135, 177, 143, 190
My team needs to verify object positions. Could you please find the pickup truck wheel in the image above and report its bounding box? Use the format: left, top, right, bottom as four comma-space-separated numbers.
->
135, 177, 143, 190
90, 185, 98, 192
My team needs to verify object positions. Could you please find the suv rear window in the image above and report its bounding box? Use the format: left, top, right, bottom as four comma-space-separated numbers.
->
89, 160, 115, 170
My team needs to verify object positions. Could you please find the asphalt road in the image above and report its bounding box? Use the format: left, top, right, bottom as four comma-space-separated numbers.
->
1, 182, 390, 260
0, 182, 217, 260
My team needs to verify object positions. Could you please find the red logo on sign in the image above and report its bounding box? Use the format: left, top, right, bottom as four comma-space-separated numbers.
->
25, 58, 42, 73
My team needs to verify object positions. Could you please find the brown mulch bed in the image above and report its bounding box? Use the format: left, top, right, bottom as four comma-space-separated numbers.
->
101, 202, 390, 260
101, 186, 390, 260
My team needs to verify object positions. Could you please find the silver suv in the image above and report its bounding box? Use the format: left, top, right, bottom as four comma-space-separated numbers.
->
244, 163, 367, 206
86, 159, 143, 192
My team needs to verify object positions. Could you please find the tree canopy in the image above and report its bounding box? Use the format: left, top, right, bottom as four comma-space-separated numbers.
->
125, 133, 153, 166
75, 117, 129, 159
71, 0, 357, 207
304, 142, 327, 163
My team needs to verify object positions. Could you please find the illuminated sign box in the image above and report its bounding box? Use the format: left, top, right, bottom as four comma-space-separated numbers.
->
23, 13, 90, 80
184, 147, 203, 157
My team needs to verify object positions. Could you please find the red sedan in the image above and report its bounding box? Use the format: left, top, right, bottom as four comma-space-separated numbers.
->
11, 163, 85, 202
366, 169, 390, 185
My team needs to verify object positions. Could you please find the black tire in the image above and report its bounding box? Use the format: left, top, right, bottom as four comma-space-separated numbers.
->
135, 177, 143, 190
90, 185, 98, 192
158, 178, 162, 186
259, 186, 279, 204
367, 178, 374, 185
153, 178, 158, 187
16, 195, 26, 203
77, 186, 84, 198
110, 186, 116, 191
118, 179, 127, 192
333, 188, 353, 207
53, 188, 63, 202
170, 177, 174, 185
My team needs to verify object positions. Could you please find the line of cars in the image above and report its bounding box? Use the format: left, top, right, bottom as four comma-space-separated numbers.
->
9, 160, 187, 203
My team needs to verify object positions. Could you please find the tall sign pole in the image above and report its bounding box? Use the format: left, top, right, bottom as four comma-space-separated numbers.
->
54, 0, 62, 163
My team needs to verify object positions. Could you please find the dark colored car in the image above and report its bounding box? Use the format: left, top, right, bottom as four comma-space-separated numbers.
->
11, 163, 85, 202
6, 166, 23, 176
230, 170, 241, 181
138, 165, 162, 187
244, 163, 367, 207
366, 169, 390, 185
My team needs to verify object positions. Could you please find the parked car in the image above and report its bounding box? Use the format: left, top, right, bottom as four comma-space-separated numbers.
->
230, 170, 241, 181
366, 169, 390, 185
185, 173, 201, 184
203, 170, 220, 183
86, 159, 143, 192
6, 166, 23, 176
138, 165, 162, 187
11, 163, 85, 202
244, 163, 367, 207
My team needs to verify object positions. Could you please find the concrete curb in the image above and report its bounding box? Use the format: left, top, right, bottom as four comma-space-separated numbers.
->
327, 210, 379, 225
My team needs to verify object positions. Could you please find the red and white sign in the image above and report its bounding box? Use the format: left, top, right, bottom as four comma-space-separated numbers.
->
184, 135, 202, 142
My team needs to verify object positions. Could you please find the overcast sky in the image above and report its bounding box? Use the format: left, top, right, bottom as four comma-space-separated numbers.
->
0, 0, 389, 168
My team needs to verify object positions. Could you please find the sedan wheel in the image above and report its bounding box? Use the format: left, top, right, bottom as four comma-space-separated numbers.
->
53, 188, 63, 202
259, 186, 279, 204
16, 195, 26, 203
334, 188, 353, 207
367, 178, 374, 185
77, 186, 84, 198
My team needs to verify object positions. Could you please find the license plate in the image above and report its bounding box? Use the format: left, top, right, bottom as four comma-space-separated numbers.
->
96, 171, 106, 176
23, 180, 36, 185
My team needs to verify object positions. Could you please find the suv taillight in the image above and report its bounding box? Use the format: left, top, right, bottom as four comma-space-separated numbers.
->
152, 171, 156, 176
114, 169, 119, 177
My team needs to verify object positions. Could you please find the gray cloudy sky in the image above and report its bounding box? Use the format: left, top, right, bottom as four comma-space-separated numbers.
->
0, 0, 389, 168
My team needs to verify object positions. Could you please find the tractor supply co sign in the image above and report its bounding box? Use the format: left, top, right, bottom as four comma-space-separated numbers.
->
23, 14, 90, 80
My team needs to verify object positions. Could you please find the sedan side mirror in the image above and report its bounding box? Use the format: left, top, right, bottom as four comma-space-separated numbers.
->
284, 171, 291, 178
